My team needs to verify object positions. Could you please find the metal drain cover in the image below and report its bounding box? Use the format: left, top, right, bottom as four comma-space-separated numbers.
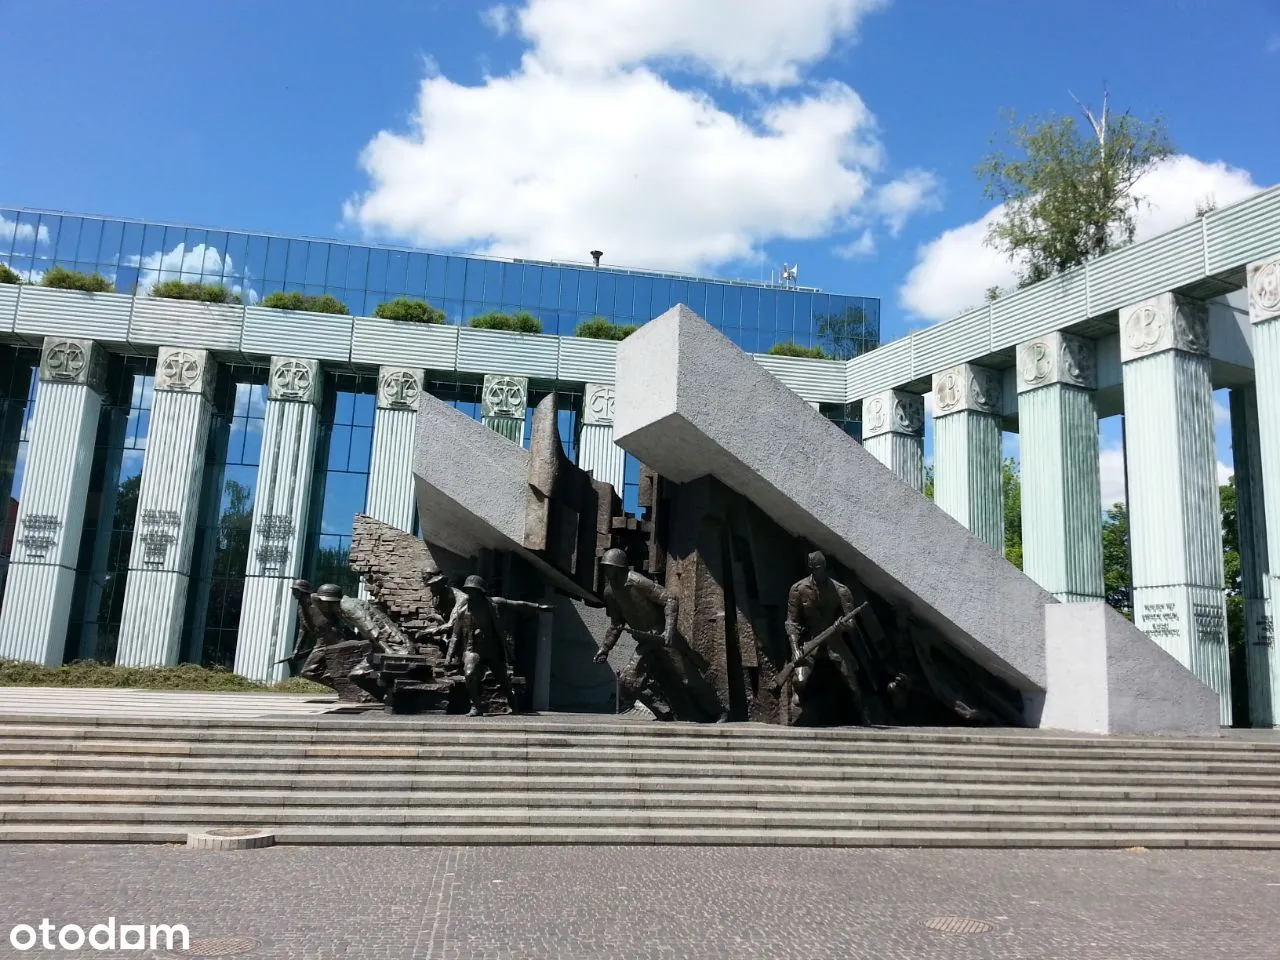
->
922, 916, 995, 935
172, 935, 260, 956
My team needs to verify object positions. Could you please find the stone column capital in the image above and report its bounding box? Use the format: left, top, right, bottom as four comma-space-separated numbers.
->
861, 389, 924, 439
377, 367, 425, 411
268, 356, 322, 404
583, 382, 615, 425
931, 363, 1001, 418
39, 337, 107, 393
155, 346, 216, 402
1119, 293, 1208, 363
482, 374, 528, 419
1248, 256, 1280, 325
1016, 331, 1097, 393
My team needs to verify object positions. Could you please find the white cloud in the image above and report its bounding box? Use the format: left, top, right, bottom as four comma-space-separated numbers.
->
0, 214, 50, 248
834, 228, 876, 260
516, 0, 887, 87
481, 4, 513, 36
1099, 443, 1128, 507
1218, 461, 1234, 485
899, 155, 1265, 324
129, 242, 258, 303
1214, 397, 1231, 429
872, 168, 941, 236
344, 0, 921, 273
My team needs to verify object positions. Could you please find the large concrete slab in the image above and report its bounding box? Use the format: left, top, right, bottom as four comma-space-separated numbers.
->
413, 393, 595, 603
613, 306, 1218, 737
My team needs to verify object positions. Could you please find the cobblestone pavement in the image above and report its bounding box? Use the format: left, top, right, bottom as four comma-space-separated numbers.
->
0, 844, 1277, 959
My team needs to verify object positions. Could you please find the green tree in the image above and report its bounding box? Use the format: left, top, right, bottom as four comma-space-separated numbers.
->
815, 305, 871, 360
0, 263, 21, 285
923, 464, 934, 501
42, 265, 114, 293
575, 316, 638, 341
373, 297, 446, 324
151, 279, 240, 304
978, 92, 1175, 286
1002, 458, 1023, 569
261, 291, 350, 315
1101, 501, 1132, 618
1221, 477, 1244, 650
469, 310, 542, 334
767, 340, 828, 359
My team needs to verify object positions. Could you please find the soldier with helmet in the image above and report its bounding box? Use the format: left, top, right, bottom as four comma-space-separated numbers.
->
437, 575, 552, 717
593, 548, 728, 722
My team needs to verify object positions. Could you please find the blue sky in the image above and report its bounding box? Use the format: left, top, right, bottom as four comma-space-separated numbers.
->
2, 0, 1277, 497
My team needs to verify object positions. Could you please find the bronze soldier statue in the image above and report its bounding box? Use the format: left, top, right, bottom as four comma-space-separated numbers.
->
784, 550, 871, 725
312, 582, 412, 653
437, 575, 551, 717
593, 548, 728, 722
423, 570, 468, 642
280, 579, 321, 673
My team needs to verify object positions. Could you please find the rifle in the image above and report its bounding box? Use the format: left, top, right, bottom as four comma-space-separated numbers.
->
772, 602, 868, 692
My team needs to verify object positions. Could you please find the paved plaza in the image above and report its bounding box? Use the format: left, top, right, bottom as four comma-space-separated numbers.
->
0, 844, 1277, 959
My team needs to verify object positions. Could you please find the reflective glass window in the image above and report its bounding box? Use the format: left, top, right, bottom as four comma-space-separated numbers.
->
501, 264, 523, 305
720, 287, 743, 328
385, 250, 408, 295
479, 261, 502, 302
366, 249, 388, 292
285, 239, 308, 285
14, 212, 44, 258
0, 209, 17, 259
614, 275, 635, 319
346, 245, 369, 290
446, 256, 468, 299
76, 219, 103, 264
34, 215, 60, 261
265, 236, 289, 281
577, 270, 597, 313
406, 253, 428, 297
55, 216, 80, 261
182, 229, 208, 278
306, 242, 329, 286
702, 283, 723, 326
557, 270, 579, 312
182, 366, 268, 667
539, 266, 559, 309
0, 348, 39, 613
245, 235, 267, 285
120, 222, 145, 269
425, 255, 446, 300
326, 243, 349, 289
98, 220, 124, 269
595, 272, 615, 316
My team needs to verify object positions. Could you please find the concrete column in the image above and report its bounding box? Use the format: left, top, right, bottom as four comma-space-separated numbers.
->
481, 374, 528, 445
1121, 292, 1230, 724
115, 348, 216, 666
860, 389, 924, 491
367, 367, 423, 533
1247, 255, 1280, 723
577, 382, 625, 491
233, 357, 322, 682
931, 363, 1004, 551
1016, 332, 1104, 602
1231, 385, 1275, 725
533, 587, 554, 712
0, 338, 106, 665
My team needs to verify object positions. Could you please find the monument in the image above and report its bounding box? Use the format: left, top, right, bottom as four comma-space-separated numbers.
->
326, 304, 1219, 735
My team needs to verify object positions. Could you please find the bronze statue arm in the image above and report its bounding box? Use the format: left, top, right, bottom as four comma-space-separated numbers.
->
493, 597, 555, 614
784, 584, 803, 657
594, 619, 625, 663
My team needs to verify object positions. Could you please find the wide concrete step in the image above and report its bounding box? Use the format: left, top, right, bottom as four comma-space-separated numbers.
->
4, 714, 1277, 757
8, 803, 1280, 835
5, 735, 1279, 773
3, 823, 1278, 848
5, 722, 1278, 761
7, 786, 1279, 818
3, 770, 1274, 802
4, 752, 1278, 789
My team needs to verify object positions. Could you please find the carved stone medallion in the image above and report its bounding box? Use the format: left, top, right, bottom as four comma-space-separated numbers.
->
482, 374, 528, 419
268, 357, 321, 403
1248, 258, 1280, 324
1015, 331, 1096, 393
377, 367, 424, 411
155, 346, 214, 400
861, 389, 924, 439
583, 383, 615, 426
1120, 294, 1209, 363
40, 337, 106, 392
931, 363, 1002, 418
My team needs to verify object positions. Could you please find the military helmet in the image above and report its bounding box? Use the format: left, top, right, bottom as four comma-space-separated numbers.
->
291, 578, 313, 594
423, 570, 447, 585
599, 547, 629, 569
461, 574, 488, 594
314, 583, 344, 602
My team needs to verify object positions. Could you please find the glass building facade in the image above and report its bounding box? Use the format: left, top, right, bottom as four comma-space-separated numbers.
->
0, 208, 879, 665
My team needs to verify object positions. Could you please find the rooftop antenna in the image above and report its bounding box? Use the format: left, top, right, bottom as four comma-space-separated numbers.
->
590, 250, 603, 268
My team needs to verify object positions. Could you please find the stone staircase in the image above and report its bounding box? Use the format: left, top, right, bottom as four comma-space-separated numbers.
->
2, 711, 1280, 848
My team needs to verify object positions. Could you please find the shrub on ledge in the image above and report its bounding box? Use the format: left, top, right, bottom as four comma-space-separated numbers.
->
261, 290, 350, 315
767, 340, 828, 360
0, 263, 21, 285
42, 265, 114, 293
575, 316, 638, 341
151, 279, 241, 304
374, 297, 446, 324
469, 310, 542, 334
